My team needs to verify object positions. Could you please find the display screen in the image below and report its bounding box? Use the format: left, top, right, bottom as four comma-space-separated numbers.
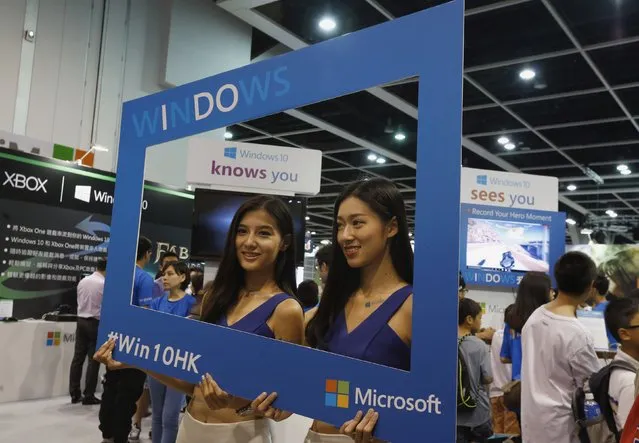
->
0, 148, 193, 319
191, 190, 306, 264
465, 218, 550, 273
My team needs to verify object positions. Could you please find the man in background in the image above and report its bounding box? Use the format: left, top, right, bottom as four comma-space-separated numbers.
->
315, 244, 333, 291
99, 236, 154, 443
69, 258, 107, 405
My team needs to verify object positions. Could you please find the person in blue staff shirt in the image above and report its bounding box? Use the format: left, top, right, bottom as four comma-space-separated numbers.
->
94, 196, 304, 443
98, 236, 155, 443
305, 178, 414, 443
592, 272, 618, 349
148, 260, 195, 443
153, 251, 179, 299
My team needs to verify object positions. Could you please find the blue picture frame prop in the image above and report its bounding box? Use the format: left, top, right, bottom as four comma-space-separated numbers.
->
99, 2, 463, 441
459, 203, 566, 288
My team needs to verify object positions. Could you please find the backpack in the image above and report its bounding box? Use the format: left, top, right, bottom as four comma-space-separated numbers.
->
572, 360, 637, 443
457, 335, 477, 411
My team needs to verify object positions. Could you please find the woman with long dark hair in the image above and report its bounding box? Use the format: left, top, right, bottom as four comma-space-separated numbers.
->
95, 195, 304, 443
305, 178, 414, 442
500, 271, 552, 434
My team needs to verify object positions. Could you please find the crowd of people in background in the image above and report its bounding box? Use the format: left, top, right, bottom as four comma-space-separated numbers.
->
69, 176, 639, 443
459, 251, 639, 443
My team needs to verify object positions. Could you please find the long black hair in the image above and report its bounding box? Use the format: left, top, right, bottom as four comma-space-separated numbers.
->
201, 195, 297, 324
505, 271, 551, 333
305, 178, 413, 348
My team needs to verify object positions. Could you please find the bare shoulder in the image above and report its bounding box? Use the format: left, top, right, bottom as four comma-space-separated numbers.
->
399, 292, 413, 319
272, 297, 304, 323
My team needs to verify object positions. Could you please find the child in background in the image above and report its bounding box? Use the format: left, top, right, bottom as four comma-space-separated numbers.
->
604, 297, 639, 431
458, 298, 493, 443
520, 252, 601, 443
490, 306, 520, 436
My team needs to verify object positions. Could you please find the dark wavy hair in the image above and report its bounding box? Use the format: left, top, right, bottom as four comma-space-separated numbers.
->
305, 178, 413, 348
505, 271, 551, 333
201, 195, 297, 324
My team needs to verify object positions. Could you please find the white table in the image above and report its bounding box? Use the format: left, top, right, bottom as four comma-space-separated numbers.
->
0, 320, 104, 403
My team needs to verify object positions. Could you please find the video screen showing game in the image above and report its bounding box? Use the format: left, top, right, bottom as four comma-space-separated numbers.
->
466, 218, 550, 273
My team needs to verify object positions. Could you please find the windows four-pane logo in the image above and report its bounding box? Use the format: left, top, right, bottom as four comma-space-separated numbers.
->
325, 379, 350, 408
224, 147, 237, 159
46, 331, 61, 346
476, 175, 488, 185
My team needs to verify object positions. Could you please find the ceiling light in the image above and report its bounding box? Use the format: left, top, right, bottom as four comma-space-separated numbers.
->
617, 164, 629, 171
519, 68, 536, 81
567, 184, 577, 192
224, 131, 233, 139
621, 169, 632, 176
305, 216, 310, 221
318, 17, 337, 32
311, 231, 317, 235
320, 239, 331, 245
497, 136, 510, 145
408, 232, 413, 237
566, 218, 577, 226
606, 210, 618, 218
394, 132, 406, 141
581, 228, 594, 235
504, 143, 516, 151
367, 153, 378, 161
376, 157, 386, 164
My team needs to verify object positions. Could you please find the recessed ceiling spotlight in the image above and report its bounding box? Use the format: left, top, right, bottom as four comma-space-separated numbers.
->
320, 239, 331, 245
617, 164, 629, 171
566, 218, 577, 225
519, 68, 536, 81
224, 131, 233, 139
497, 136, 510, 145
311, 231, 317, 235
621, 169, 632, 176
376, 157, 386, 164
367, 153, 378, 161
318, 17, 337, 32
305, 216, 310, 221
504, 143, 516, 151
567, 184, 577, 192
581, 228, 594, 235
394, 132, 406, 141
606, 210, 618, 218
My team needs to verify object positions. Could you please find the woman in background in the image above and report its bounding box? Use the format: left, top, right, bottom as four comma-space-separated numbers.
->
489, 305, 520, 437
500, 271, 552, 433
95, 195, 304, 443
305, 178, 413, 442
148, 261, 195, 443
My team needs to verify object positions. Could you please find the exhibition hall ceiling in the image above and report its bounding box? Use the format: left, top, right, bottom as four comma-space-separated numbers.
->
218, 0, 639, 242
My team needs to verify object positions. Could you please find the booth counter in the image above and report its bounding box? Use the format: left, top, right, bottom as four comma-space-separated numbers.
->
0, 320, 104, 403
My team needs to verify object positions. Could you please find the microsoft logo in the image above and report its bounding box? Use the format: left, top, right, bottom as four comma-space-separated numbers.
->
476, 175, 487, 185
223, 147, 237, 159
74, 185, 91, 202
46, 331, 61, 346
325, 379, 349, 408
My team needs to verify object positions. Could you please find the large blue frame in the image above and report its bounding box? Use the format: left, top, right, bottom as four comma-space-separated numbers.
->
99, 2, 463, 441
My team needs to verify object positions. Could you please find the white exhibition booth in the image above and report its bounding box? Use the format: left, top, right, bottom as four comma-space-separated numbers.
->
0, 320, 105, 404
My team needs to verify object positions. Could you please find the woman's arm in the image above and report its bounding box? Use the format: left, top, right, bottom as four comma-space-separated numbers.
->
272, 298, 305, 344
